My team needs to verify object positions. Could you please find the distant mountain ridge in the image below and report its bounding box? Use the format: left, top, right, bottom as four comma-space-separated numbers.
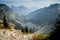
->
26, 3, 60, 25
11, 5, 31, 15
24, 3, 60, 33
0, 3, 60, 34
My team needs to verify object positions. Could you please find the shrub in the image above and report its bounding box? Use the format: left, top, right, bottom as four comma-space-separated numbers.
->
32, 33, 47, 40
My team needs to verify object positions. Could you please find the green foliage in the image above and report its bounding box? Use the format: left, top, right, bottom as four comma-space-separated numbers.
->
3, 15, 10, 29
48, 14, 60, 40
25, 26, 28, 33
21, 27, 25, 32
21, 26, 35, 33
21, 26, 28, 33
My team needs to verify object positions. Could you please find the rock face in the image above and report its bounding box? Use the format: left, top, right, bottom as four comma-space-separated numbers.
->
0, 4, 23, 30
0, 29, 33, 40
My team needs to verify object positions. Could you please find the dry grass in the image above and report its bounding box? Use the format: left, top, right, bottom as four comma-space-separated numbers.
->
32, 33, 47, 40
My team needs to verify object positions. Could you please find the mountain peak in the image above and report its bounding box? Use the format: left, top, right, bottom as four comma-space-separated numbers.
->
0, 4, 15, 19
0, 4, 9, 9
51, 3, 60, 6
0, 4, 7, 6
49, 3, 60, 8
18, 5, 27, 10
20, 5, 25, 7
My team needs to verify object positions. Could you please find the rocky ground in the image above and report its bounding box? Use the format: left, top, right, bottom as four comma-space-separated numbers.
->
0, 29, 34, 40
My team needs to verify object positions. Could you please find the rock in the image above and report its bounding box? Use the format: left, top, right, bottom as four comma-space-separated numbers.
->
0, 29, 34, 40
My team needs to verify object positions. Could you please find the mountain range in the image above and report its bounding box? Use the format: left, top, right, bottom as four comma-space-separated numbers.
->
24, 3, 60, 33
11, 5, 32, 15
0, 3, 60, 34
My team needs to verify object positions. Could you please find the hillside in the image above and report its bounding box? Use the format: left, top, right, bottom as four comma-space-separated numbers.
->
24, 3, 60, 33
0, 29, 34, 40
0, 3, 60, 34
0, 4, 23, 30
26, 4, 60, 25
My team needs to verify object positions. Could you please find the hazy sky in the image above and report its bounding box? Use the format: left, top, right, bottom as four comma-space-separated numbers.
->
0, 0, 60, 9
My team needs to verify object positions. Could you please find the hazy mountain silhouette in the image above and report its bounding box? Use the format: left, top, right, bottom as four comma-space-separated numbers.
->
0, 4, 60, 33
24, 3, 60, 33
11, 5, 31, 15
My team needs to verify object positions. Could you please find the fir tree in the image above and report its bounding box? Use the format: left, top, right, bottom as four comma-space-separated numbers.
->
21, 27, 24, 32
25, 26, 28, 33
3, 15, 9, 28
49, 14, 60, 40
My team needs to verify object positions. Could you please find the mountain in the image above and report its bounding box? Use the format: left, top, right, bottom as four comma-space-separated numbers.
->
25, 3, 60, 33
1, 4, 60, 34
0, 4, 15, 19
0, 4, 23, 30
11, 5, 31, 15
0, 4, 37, 31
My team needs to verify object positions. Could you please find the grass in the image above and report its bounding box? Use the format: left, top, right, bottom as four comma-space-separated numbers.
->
32, 33, 48, 40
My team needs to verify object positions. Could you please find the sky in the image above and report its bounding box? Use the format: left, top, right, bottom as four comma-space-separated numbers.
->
0, 0, 60, 9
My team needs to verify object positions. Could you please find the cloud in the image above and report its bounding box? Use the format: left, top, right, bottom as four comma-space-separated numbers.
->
0, 0, 60, 9
23, 0, 60, 8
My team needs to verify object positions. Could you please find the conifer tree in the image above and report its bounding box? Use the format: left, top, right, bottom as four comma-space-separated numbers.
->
49, 14, 60, 40
21, 27, 24, 32
25, 26, 28, 33
3, 15, 9, 28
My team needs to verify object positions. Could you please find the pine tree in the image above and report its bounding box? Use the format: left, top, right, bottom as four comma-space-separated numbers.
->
3, 15, 9, 28
49, 14, 60, 40
25, 26, 28, 33
21, 27, 24, 32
